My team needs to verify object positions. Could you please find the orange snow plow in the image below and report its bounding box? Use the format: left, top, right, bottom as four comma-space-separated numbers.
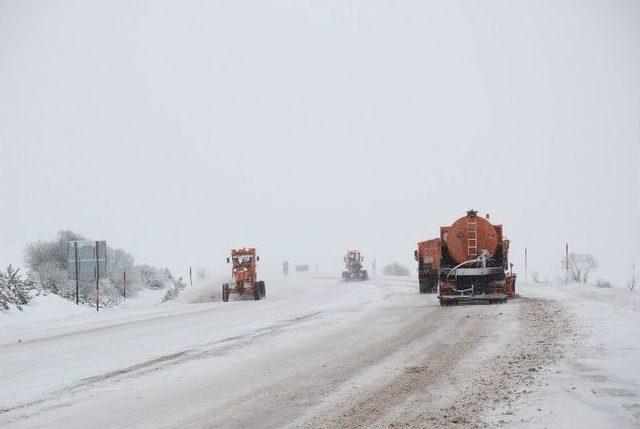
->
342, 249, 368, 281
222, 247, 266, 302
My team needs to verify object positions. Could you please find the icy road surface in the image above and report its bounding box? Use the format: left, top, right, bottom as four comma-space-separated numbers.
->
1, 278, 639, 428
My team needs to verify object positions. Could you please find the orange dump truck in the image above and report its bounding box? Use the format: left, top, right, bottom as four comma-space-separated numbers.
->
415, 210, 516, 305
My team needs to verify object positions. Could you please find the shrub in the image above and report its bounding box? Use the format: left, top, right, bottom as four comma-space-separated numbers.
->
594, 280, 612, 288
383, 262, 410, 276
0, 265, 33, 311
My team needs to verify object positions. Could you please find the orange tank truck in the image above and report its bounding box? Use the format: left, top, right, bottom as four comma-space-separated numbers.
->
415, 210, 516, 305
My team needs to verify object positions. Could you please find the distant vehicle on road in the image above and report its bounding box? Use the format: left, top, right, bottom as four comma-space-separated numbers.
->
342, 249, 368, 282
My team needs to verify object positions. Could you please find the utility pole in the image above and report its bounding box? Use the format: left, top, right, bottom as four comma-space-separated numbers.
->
123, 270, 127, 299
524, 247, 528, 285
565, 243, 569, 285
189, 267, 193, 287
95, 241, 99, 312
74, 241, 79, 305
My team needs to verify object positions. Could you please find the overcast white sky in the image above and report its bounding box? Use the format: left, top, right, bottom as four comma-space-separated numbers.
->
1, 1, 639, 284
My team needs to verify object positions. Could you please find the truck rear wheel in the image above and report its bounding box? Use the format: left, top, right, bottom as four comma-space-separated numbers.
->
222, 284, 229, 302
253, 284, 261, 300
258, 281, 266, 297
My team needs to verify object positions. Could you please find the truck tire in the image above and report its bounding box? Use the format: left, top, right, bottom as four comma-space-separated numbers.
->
419, 280, 428, 294
259, 280, 266, 297
425, 270, 438, 293
253, 284, 261, 300
361, 270, 368, 281
222, 284, 229, 302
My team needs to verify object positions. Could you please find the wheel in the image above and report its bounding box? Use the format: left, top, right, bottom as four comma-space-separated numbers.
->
419, 280, 428, 294
222, 284, 229, 302
425, 270, 438, 293
361, 270, 368, 281
253, 284, 261, 300
259, 280, 266, 297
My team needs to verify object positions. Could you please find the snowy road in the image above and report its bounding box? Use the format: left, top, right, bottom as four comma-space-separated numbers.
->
1, 277, 639, 428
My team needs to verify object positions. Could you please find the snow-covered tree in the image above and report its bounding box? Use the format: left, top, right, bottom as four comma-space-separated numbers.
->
107, 247, 137, 293
25, 230, 85, 272
31, 261, 71, 295
0, 265, 32, 311
162, 268, 187, 302
137, 265, 169, 290
562, 253, 598, 283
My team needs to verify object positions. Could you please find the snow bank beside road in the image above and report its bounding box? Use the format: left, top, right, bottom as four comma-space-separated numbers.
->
487, 282, 640, 428
0, 279, 215, 332
0, 294, 93, 328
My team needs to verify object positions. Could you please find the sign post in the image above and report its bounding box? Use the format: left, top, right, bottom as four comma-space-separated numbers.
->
68, 240, 107, 311
74, 241, 79, 304
525, 247, 528, 285
565, 243, 569, 284
95, 241, 99, 311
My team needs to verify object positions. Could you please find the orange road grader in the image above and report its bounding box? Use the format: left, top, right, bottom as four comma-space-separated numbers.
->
415, 210, 516, 305
342, 249, 369, 281
222, 247, 266, 302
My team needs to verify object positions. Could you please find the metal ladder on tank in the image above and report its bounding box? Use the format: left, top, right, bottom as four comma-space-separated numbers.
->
467, 216, 477, 257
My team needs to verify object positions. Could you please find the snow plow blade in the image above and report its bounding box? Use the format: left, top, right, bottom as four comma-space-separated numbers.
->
438, 293, 508, 306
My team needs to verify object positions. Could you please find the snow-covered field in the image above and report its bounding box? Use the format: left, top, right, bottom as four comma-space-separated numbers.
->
489, 283, 640, 428
1, 277, 639, 428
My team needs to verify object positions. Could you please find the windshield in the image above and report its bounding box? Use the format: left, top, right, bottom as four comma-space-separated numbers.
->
233, 255, 253, 267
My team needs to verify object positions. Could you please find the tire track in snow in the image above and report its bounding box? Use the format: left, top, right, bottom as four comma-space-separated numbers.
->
0, 311, 323, 421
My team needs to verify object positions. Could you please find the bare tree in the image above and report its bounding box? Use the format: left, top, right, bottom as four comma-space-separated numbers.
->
628, 264, 637, 291
107, 247, 136, 290
25, 230, 85, 271
562, 253, 598, 283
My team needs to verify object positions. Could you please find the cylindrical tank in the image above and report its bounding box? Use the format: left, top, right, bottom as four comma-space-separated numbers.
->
442, 210, 500, 265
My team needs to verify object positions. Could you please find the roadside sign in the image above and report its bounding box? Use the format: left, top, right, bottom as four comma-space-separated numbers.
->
68, 240, 107, 280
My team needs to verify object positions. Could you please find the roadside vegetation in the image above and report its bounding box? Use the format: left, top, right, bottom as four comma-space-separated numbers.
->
1, 230, 186, 311
383, 262, 410, 276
